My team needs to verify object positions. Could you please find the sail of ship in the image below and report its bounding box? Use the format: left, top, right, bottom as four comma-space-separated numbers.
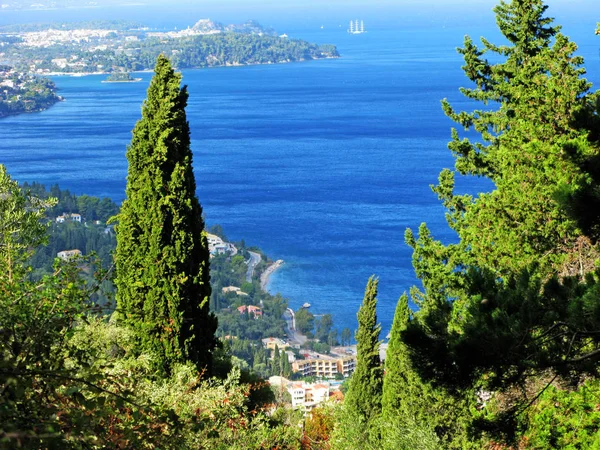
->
348, 19, 366, 34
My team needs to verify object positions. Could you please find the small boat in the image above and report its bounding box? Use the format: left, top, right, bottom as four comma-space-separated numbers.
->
302, 302, 311, 308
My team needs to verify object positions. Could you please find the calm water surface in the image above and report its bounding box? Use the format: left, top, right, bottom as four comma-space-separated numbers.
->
1, 25, 599, 334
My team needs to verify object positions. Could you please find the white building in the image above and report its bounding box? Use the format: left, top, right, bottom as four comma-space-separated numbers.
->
57, 249, 82, 260
206, 233, 236, 256
287, 382, 330, 410
56, 213, 82, 223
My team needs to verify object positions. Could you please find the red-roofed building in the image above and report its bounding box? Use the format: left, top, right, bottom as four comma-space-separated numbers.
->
237, 304, 262, 319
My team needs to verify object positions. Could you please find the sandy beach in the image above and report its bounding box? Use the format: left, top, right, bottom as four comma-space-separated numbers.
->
260, 259, 284, 291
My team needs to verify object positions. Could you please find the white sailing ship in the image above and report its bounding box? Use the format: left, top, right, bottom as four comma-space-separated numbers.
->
348, 20, 365, 34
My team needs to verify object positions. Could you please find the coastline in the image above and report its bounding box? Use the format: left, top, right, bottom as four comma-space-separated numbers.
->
260, 259, 284, 291
42, 57, 339, 78
0, 96, 63, 119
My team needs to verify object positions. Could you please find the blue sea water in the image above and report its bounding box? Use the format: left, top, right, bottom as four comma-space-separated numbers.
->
1, 22, 599, 335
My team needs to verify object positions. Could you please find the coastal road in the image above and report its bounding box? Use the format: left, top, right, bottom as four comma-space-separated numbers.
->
246, 251, 262, 282
283, 308, 307, 346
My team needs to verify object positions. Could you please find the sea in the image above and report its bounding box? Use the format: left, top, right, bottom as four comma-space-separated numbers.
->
1, 6, 599, 336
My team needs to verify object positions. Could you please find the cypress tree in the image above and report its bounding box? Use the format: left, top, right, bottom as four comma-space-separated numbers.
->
272, 344, 281, 375
379, 295, 457, 448
344, 276, 383, 422
381, 294, 410, 419
115, 55, 217, 376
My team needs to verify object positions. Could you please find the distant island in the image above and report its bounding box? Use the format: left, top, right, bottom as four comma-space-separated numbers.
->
101, 72, 142, 83
0, 19, 339, 75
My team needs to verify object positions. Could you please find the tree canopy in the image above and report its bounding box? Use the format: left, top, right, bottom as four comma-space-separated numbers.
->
397, 0, 600, 444
114, 55, 217, 376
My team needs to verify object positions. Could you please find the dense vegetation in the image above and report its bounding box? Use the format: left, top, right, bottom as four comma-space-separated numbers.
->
7, 31, 339, 74
0, 57, 305, 450
0, 70, 61, 117
332, 1, 600, 448
2, 1, 600, 448
21, 182, 118, 276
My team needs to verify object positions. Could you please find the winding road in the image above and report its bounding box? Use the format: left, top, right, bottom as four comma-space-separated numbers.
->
246, 251, 262, 282
283, 308, 307, 346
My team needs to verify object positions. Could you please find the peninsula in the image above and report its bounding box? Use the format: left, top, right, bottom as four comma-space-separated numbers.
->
0, 19, 339, 76
0, 66, 61, 118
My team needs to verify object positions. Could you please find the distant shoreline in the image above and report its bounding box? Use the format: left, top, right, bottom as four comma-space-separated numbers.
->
43, 57, 339, 78
260, 259, 284, 291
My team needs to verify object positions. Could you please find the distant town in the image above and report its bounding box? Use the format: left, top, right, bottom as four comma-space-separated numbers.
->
0, 17, 338, 116
0, 18, 337, 76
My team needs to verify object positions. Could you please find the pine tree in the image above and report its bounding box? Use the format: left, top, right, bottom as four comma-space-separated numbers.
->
344, 276, 383, 422
427, 0, 597, 276
400, 0, 600, 442
114, 55, 217, 376
404, 0, 600, 379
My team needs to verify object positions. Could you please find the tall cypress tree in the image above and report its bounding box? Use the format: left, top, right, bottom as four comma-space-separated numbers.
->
379, 295, 460, 448
344, 276, 383, 422
115, 55, 217, 376
381, 294, 410, 419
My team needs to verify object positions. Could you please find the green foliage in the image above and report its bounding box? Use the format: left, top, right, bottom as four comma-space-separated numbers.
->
0, 165, 53, 283
295, 308, 315, 336
316, 313, 333, 342
65, 319, 302, 449
0, 168, 301, 446
345, 277, 383, 421
380, 295, 474, 448
0, 168, 164, 449
114, 55, 217, 376
520, 379, 600, 449
306, 340, 331, 355
22, 182, 120, 223
8, 32, 339, 74
216, 291, 288, 343
334, 277, 383, 448
381, 295, 410, 419
375, 414, 440, 450
340, 327, 352, 346
331, 406, 374, 450
30, 221, 116, 274
400, 0, 600, 446
0, 72, 60, 117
